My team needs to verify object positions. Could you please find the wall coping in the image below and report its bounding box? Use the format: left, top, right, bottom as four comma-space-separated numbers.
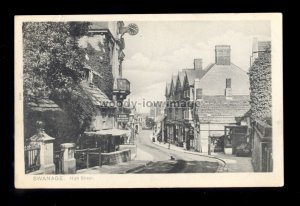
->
101, 149, 130, 156
61, 143, 75, 149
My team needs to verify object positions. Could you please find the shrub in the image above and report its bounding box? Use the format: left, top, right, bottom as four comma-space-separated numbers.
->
236, 143, 252, 157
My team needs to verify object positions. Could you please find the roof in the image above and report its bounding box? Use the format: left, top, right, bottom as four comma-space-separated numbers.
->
27, 98, 62, 112
185, 69, 206, 86
165, 83, 171, 95
197, 95, 250, 124
172, 75, 177, 85
89, 22, 109, 30
80, 81, 114, 107
178, 71, 186, 86
169, 75, 178, 93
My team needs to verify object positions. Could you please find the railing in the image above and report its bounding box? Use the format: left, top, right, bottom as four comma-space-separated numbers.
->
24, 144, 40, 174
75, 147, 102, 170
114, 78, 130, 94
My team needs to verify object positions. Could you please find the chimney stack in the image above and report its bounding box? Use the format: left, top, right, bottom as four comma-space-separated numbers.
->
215, 45, 231, 65
194, 59, 203, 70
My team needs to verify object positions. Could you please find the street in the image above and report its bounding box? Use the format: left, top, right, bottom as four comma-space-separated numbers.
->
133, 130, 222, 173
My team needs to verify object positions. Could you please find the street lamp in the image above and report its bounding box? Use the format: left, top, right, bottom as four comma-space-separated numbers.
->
184, 127, 189, 150
207, 114, 211, 155
129, 113, 135, 144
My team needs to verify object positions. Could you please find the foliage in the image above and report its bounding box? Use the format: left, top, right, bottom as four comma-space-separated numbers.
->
23, 22, 97, 134
249, 49, 272, 124
236, 143, 252, 157
145, 117, 155, 129
85, 40, 114, 99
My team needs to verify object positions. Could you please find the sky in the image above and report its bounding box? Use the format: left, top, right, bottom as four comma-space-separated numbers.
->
121, 21, 271, 113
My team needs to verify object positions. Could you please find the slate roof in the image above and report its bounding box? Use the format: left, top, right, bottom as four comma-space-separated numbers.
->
197, 95, 250, 124
172, 75, 177, 85
80, 81, 114, 107
165, 83, 171, 96
169, 75, 178, 94
89, 22, 109, 30
27, 99, 62, 112
185, 69, 207, 86
178, 71, 186, 86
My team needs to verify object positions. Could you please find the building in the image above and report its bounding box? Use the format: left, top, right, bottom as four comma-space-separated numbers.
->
69, 21, 139, 149
250, 38, 271, 67
78, 21, 138, 132
165, 59, 206, 148
23, 21, 139, 174
165, 45, 250, 153
248, 39, 273, 172
193, 45, 250, 154
149, 105, 164, 119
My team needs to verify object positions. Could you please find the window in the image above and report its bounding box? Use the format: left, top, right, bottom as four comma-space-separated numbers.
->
184, 109, 189, 119
226, 78, 231, 88
196, 88, 203, 99
184, 89, 190, 98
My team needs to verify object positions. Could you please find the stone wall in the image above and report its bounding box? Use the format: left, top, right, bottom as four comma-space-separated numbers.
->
101, 149, 131, 165
119, 145, 137, 158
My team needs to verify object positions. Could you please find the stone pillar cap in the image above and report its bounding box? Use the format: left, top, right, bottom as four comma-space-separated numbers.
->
61, 143, 76, 149
29, 131, 55, 142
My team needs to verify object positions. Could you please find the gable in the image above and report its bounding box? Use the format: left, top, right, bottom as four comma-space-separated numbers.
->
175, 75, 182, 91
197, 63, 250, 96
183, 73, 190, 89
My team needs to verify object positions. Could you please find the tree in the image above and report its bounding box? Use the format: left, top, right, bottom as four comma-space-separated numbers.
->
23, 22, 96, 134
249, 49, 272, 124
145, 117, 155, 129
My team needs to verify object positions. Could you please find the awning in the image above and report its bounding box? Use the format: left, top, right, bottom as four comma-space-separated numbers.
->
84, 129, 131, 137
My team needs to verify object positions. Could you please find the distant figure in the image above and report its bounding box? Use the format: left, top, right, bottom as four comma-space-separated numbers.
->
170, 156, 175, 160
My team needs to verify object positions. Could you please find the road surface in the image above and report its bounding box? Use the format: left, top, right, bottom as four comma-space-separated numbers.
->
133, 130, 222, 173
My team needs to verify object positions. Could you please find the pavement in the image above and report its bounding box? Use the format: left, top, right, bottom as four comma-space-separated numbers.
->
76, 160, 151, 174
77, 130, 253, 174
214, 153, 253, 172
151, 135, 253, 173
135, 148, 154, 161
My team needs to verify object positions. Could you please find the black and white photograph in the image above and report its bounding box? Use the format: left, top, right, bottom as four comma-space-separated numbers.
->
14, 14, 283, 188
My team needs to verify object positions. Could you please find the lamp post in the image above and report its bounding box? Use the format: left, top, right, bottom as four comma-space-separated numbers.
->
129, 113, 135, 144
184, 127, 189, 150
207, 114, 211, 155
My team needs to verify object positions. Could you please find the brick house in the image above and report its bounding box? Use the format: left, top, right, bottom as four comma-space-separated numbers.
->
193, 45, 250, 154
164, 45, 250, 153
78, 21, 135, 132
165, 59, 206, 148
